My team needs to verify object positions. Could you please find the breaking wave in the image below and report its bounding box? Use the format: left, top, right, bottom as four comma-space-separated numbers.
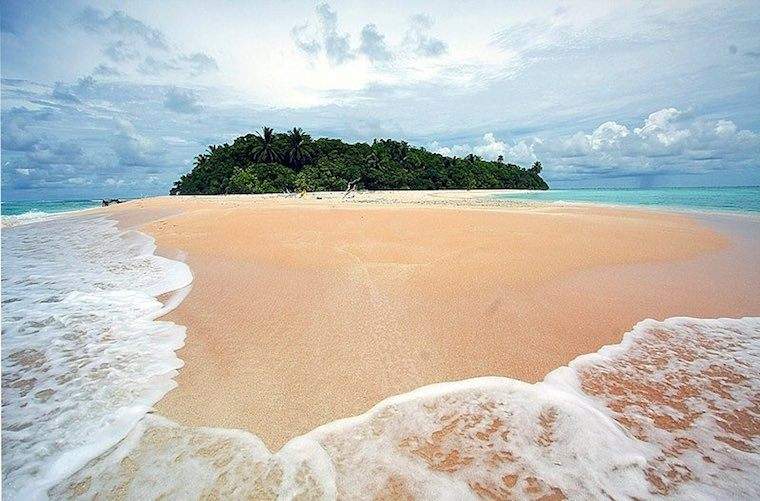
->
1, 215, 192, 499
52, 316, 760, 499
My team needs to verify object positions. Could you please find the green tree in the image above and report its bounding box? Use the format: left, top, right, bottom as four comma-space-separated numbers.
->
252, 127, 281, 163
170, 128, 549, 194
285, 127, 313, 169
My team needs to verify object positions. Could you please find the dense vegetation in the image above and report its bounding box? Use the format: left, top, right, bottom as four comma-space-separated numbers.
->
169, 127, 549, 195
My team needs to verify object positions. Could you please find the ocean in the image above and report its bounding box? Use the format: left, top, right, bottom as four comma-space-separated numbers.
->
1, 199, 108, 227
497, 186, 760, 213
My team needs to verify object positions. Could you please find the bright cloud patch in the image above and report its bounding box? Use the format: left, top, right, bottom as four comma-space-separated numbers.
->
430, 109, 760, 179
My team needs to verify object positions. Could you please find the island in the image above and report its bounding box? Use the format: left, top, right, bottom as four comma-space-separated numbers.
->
169, 127, 549, 195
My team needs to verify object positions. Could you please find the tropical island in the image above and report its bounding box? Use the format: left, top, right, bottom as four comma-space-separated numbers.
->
169, 127, 549, 195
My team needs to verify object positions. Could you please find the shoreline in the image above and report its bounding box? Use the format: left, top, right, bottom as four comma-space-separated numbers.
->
99, 192, 760, 450
5, 188, 760, 230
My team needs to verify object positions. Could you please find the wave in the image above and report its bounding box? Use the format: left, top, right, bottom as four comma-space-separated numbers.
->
49, 317, 760, 500
0, 207, 101, 228
1, 216, 192, 499
1, 210, 61, 228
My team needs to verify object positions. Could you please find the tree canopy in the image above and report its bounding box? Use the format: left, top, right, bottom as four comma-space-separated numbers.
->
170, 127, 549, 195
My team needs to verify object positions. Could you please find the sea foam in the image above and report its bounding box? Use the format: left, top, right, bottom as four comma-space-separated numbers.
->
1, 215, 192, 499
51, 317, 759, 500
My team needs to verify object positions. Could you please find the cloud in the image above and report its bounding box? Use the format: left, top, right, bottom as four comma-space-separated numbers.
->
405, 14, 447, 57
111, 119, 166, 167
429, 108, 760, 179
163, 87, 202, 114
103, 40, 140, 62
137, 56, 180, 75
292, 2, 354, 64
316, 2, 353, 64
51, 82, 81, 103
0, 80, 205, 197
27, 140, 86, 165
93, 64, 122, 77
135, 52, 217, 77
50, 77, 95, 103
74, 7, 216, 82
359, 24, 392, 62
429, 132, 539, 164
2, 120, 42, 151
74, 7, 167, 49
291, 23, 320, 56
180, 52, 218, 75
291, 4, 447, 67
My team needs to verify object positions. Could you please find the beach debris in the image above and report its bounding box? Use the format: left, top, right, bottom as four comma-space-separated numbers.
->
342, 177, 361, 200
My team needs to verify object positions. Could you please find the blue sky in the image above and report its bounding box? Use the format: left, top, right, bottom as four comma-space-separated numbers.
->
1, 0, 759, 200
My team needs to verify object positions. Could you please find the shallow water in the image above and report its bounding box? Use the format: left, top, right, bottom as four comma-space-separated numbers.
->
1, 215, 192, 499
1, 199, 105, 227
49, 317, 760, 500
2, 215, 758, 500
497, 186, 760, 214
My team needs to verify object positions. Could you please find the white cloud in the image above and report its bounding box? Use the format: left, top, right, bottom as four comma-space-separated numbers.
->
430, 133, 539, 164
429, 108, 760, 179
403, 14, 447, 57
163, 87, 202, 114
291, 2, 354, 65
111, 119, 165, 167
633, 108, 691, 146
715, 119, 737, 137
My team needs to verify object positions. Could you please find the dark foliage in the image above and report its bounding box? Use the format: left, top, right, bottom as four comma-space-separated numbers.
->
170, 128, 549, 195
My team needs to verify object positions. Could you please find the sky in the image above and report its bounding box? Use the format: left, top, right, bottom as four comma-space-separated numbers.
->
1, 0, 759, 200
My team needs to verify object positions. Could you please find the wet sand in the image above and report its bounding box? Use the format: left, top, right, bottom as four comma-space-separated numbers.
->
105, 192, 760, 450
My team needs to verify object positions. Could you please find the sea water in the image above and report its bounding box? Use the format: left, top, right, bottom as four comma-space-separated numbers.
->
1, 199, 106, 227
497, 186, 760, 214
1, 214, 192, 499
49, 317, 760, 499
3, 213, 759, 499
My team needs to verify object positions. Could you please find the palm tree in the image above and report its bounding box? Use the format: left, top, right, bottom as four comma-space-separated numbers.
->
193, 153, 208, 169
286, 127, 313, 169
252, 126, 281, 163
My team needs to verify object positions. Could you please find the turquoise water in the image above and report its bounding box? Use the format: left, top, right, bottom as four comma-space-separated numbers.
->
1, 199, 103, 216
498, 186, 760, 213
1, 199, 107, 227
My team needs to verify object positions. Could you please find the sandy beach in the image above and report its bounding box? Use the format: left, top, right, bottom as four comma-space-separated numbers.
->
104, 191, 760, 450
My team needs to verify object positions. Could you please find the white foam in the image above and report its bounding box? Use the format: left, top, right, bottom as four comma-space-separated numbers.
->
0, 207, 102, 229
49, 317, 759, 500
1, 215, 192, 499
1, 210, 59, 228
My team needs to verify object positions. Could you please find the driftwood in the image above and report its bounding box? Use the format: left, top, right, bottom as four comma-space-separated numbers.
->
101, 199, 124, 207
342, 178, 361, 200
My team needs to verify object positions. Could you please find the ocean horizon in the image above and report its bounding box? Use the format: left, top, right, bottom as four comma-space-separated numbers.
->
3, 186, 760, 225
497, 185, 760, 214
